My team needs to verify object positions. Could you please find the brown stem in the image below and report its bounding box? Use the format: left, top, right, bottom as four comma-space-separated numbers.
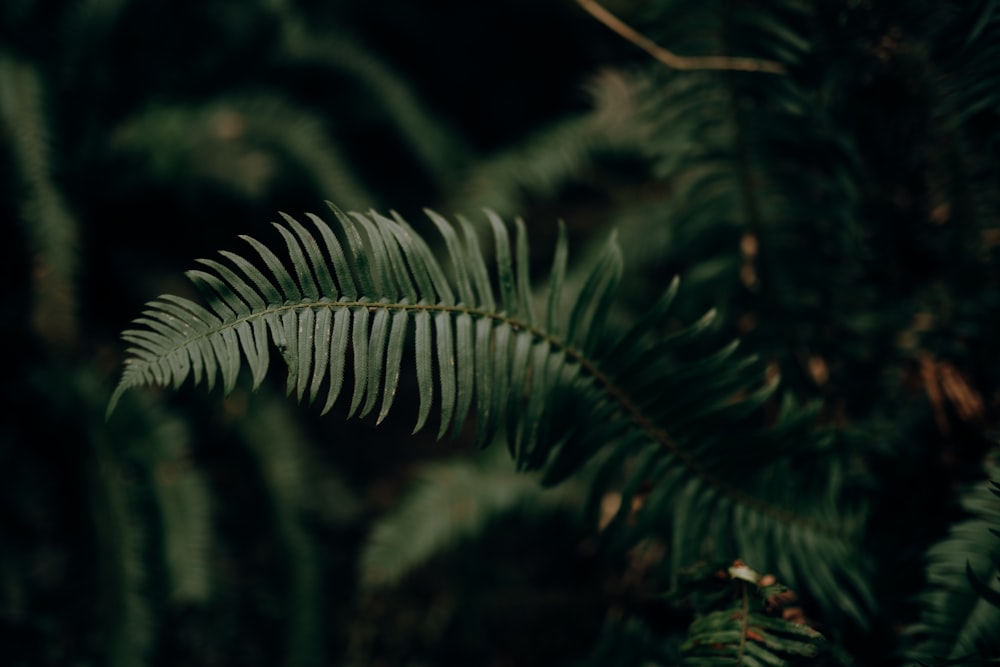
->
576, 0, 786, 75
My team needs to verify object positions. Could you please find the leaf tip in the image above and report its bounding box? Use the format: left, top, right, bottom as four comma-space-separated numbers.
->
106, 385, 126, 420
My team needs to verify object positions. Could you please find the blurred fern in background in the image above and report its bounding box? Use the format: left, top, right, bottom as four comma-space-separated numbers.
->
1, 0, 999, 665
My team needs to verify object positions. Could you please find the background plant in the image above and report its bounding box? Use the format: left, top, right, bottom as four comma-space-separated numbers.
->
2, 0, 999, 665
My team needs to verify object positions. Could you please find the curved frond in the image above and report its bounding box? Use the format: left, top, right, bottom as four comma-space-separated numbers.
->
111, 203, 871, 624
109, 204, 623, 443
905, 463, 1000, 664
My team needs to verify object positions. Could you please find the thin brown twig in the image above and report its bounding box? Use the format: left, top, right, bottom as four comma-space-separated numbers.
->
576, 0, 786, 75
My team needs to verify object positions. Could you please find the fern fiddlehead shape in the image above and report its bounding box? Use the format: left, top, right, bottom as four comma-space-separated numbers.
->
110, 204, 872, 624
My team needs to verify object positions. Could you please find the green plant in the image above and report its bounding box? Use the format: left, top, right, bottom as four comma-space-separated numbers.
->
5, 0, 1000, 664
108, 204, 869, 657
905, 466, 1000, 665
99, 0, 1000, 661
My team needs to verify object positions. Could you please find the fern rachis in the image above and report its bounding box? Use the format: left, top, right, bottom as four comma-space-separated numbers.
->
110, 203, 872, 624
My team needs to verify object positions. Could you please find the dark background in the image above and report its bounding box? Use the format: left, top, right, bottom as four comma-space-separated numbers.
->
2, 0, 998, 665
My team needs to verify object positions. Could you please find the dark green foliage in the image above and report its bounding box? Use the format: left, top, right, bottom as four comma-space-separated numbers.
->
905, 464, 1000, 665
234, 390, 329, 667
0, 53, 80, 347
361, 447, 584, 591
4, 0, 1000, 665
112, 95, 377, 210
110, 204, 873, 627
675, 562, 841, 667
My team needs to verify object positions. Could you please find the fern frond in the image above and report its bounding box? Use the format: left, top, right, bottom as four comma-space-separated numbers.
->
0, 52, 80, 347
84, 395, 156, 667
637, 0, 813, 68
455, 113, 609, 219
153, 471, 212, 604
235, 390, 325, 667
453, 70, 650, 219
361, 447, 583, 590
112, 94, 375, 209
678, 562, 838, 667
930, 0, 1000, 287
111, 204, 871, 624
587, 0, 871, 398
270, 10, 471, 190
905, 463, 1000, 664
107, 386, 213, 607
937, 0, 1000, 128
87, 366, 217, 661
109, 205, 616, 442
90, 444, 154, 667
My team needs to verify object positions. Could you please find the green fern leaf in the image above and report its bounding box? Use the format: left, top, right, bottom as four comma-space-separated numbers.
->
360, 447, 582, 590
905, 465, 1000, 664
110, 204, 871, 625
678, 562, 837, 667
108, 205, 617, 446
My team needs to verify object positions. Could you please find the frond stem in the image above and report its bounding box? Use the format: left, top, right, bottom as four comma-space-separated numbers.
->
569, 331, 837, 538
737, 580, 750, 663
139, 299, 840, 537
